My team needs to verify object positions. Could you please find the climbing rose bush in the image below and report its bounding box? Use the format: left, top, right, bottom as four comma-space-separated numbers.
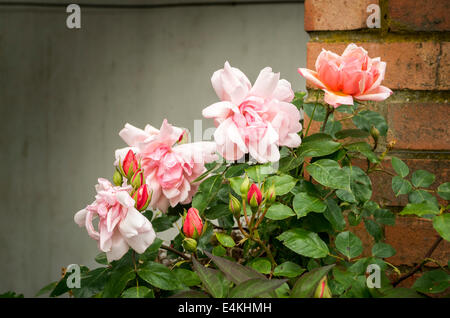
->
39, 44, 449, 299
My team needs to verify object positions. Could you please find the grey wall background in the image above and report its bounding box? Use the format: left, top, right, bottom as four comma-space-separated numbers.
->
0, 0, 308, 296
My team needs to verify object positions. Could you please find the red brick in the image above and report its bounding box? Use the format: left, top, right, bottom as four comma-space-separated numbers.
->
387, 102, 450, 151
306, 42, 448, 90
304, 0, 379, 31
389, 0, 450, 32
385, 217, 450, 266
352, 158, 450, 207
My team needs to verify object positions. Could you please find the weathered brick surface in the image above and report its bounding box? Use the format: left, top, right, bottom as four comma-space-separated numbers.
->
306, 41, 449, 90
387, 102, 450, 151
352, 158, 450, 207
388, 0, 450, 32
385, 217, 450, 266
304, 0, 378, 31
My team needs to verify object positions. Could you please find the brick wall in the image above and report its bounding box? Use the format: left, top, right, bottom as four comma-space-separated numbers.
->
302, 0, 450, 286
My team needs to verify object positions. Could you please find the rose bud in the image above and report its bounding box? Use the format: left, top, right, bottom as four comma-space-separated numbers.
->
229, 194, 241, 217
240, 175, 250, 197
113, 169, 123, 186
131, 168, 144, 189
177, 129, 189, 145
314, 276, 332, 298
121, 149, 139, 179
247, 183, 262, 208
132, 184, 151, 211
266, 184, 276, 204
182, 238, 198, 253
183, 207, 203, 239
370, 125, 380, 142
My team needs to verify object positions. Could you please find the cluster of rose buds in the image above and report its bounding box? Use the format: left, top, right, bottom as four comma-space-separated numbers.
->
229, 175, 276, 212
114, 149, 151, 212
181, 207, 204, 253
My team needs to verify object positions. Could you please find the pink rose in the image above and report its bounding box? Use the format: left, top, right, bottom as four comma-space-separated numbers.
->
298, 43, 393, 107
116, 120, 217, 213
74, 178, 156, 262
203, 61, 302, 163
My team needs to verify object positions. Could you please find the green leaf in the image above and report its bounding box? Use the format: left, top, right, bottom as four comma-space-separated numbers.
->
35, 281, 58, 297
352, 110, 387, 136
306, 159, 350, 191
292, 192, 327, 218
228, 177, 244, 195
94, 253, 108, 265
322, 117, 342, 138
277, 228, 329, 258
391, 157, 409, 178
173, 268, 201, 287
336, 189, 356, 203
152, 215, 175, 232
247, 258, 272, 274
323, 198, 346, 231
411, 170, 435, 188
192, 257, 227, 298
230, 278, 287, 298
437, 182, 450, 200
265, 203, 295, 220
372, 242, 396, 258
412, 270, 450, 294
225, 163, 249, 178
297, 133, 342, 159
215, 232, 235, 248
138, 238, 163, 263
278, 155, 304, 173
192, 192, 208, 214
335, 129, 370, 139
364, 219, 383, 242
138, 262, 182, 291
291, 264, 335, 298
102, 266, 135, 298
50, 266, 89, 297
303, 103, 327, 121
199, 175, 223, 203
204, 251, 265, 285
381, 288, 424, 298
399, 201, 440, 217
345, 165, 373, 202
373, 209, 395, 225
345, 142, 379, 163
335, 231, 363, 259
72, 267, 110, 298
212, 245, 227, 257
433, 214, 450, 242
274, 262, 306, 278
205, 204, 231, 220
265, 174, 297, 195
121, 286, 154, 298
392, 176, 412, 196
408, 190, 439, 207
245, 164, 274, 183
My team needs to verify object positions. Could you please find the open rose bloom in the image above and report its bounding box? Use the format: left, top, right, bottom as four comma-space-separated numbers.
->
74, 178, 156, 262
298, 43, 393, 107
116, 120, 217, 212
203, 62, 303, 163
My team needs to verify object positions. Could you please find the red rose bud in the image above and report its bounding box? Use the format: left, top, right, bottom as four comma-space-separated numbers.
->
133, 184, 151, 211
177, 130, 189, 145
247, 183, 262, 207
314, 276, 332, 298
183, 207, 203, 239
131, 169, 144, 189
122, 149, 139, 179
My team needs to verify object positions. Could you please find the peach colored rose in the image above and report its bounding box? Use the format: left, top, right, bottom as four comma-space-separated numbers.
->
74, 178, 156, 262
298, 43, 392, 107
203, 61, 302, 162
